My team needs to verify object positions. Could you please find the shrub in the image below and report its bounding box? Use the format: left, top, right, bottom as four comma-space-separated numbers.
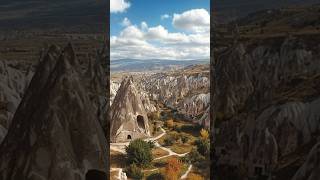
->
125, 139, 153, 167
147, 141, 155, 149
164, 136, 175, 146
195, 138, 210, 157
173, 125, 181, 132
171, 132, 180, 141
146, 172, 165, 180
186, 148, 205, 164
164, 157, 182, 180
181, 135, 189, 144
180, 124, 202, 133
166, 119, 174, 129
200, 129, 209, 140
125, 163, 143, 180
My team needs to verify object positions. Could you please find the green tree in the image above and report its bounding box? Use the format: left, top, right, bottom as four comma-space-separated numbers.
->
186, 148, 206, 168
195, 138, 210, 157
125, 163, 143, 180
125, 139, 153, 167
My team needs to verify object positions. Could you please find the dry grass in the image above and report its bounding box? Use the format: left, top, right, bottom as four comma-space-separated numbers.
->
170, 144, 193, 154
152, 147, 169, 159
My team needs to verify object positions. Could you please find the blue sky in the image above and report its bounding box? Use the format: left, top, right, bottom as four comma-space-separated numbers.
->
111, 0, 210, 36
110, 0, 210, 60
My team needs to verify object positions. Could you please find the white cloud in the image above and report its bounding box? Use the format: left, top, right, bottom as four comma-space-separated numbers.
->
146, 25, 168, 39
121, 17, 131, 26
110, 0, 130, 13
173, 9, 210, 33
161, 14, 170, 20
141, 21, 148, 30
111, 11, 210, 60
119, 25, 144, 39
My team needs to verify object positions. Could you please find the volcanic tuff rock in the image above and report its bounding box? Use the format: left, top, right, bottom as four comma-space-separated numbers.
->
0, 60, 34, 143
292, 143, 320, 180
0, 44, 108, 180
214, 36, 320, 178
110, 76, 150, 143
139, 66, 210, 127
110, 81, 120, 104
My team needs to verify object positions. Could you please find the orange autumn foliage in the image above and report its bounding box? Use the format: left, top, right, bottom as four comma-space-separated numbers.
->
164, 157, 182, 180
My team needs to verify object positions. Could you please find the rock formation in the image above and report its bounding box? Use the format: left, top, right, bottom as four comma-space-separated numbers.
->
110, 81, 120, 104
110, 76, 150, 143
214, 36, 320, 179
0, 60, 34, 143
138, 66, 210, 127
292, 143, 320, 180
0, 44, 108, 180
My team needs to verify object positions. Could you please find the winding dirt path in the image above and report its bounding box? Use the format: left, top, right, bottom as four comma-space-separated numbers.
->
181, 164, 193, 179
110, 127, 192, 179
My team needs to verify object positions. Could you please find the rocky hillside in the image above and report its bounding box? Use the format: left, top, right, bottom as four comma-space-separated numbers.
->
213, 34, 320, 179
139, 65, 210, 127
110, 64, 210, 128
0, 44, 108, 179
110, 81, 120, 103
0, 60, 34, 143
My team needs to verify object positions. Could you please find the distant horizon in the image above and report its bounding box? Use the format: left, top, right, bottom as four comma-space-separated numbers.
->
111, 58, 210, 61
110, 0, 210, 61
214, 0, 319, 23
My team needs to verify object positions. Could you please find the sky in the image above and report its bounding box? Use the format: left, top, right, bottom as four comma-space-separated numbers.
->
110, 0, 210, 61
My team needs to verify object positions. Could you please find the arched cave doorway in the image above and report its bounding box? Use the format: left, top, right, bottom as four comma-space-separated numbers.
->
86, 169, 107, 180
127, 135, 132, 140
137, 115, 145, 129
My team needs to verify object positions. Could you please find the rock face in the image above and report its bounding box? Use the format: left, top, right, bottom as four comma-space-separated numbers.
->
214, 36, 320, 179
139, 66, 210, 127
0, 44, 108, 180
110, 81, 120, 104
110, 76, 150, 143
292, 143, 320, 180
0, 60, 34, 143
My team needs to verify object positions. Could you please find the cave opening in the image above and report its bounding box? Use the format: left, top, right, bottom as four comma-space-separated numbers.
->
85, 169, 107, 180
137, 115, 145, 129
127, 135, 132, 140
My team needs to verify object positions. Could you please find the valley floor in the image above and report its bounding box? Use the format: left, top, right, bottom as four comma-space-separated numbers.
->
109, 105, 210, 179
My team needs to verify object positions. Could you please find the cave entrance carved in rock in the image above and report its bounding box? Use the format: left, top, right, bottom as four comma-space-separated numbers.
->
127, 135, 132, 140
86, 169, 107, 180
137, 115, 145, 129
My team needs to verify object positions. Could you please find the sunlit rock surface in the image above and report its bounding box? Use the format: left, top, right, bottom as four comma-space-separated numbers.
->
110, 76, 150, 143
